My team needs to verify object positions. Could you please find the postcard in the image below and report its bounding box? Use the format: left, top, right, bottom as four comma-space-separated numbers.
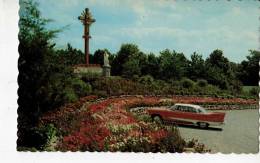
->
16, 0, 259, 154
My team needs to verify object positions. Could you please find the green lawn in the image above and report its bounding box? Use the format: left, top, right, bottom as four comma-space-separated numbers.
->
242, 86, 259, 92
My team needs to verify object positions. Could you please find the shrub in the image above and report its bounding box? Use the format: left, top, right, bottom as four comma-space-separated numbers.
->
181, 78, 195, 89
94, 90, 108, 97
43, 124, 57, 142
134, 114, 153, 123
71, 78, 92, 97
157, 126, 185, 153
229, 80, 242, 94
138, 75, 154, 85
92, 77, 148, 96
186, 139, 196, 148
63, 87, 78, 103
249, 87, 259, 96
132, 75, 139, 82
17, 124, 57, 151
170, 80, 181, 87
17, 127, 48, 150
204, 84, 221, 96
185, 139, 209, 153
197, 79, 208, 87
41, 124, 58, 150
117, 137, 151, 152
80, 72, 101, 82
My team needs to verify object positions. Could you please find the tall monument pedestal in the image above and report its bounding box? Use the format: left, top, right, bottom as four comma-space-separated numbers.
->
102, 65, 111, 77
102, 51, 111, 77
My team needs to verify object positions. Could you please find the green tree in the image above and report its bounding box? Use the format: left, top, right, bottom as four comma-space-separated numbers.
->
18, 0, 91, 149
188, 52, 206, 80
18, 0, 60, 148
111, 43, 140, 75
55, 43, 84, 66
92, 49, 112, 65
122, 58, 141, 78
158, 49, 189, 80
142, 53, 160, 78
205, 49, 236, 90
237, 50, 260, 86
137, 52, 148, 75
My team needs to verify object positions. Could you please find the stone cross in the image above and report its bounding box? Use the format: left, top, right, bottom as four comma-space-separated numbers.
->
78, 8, 95, 66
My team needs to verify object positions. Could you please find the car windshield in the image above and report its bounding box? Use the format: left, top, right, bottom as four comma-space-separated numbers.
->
170, 105, 177, 110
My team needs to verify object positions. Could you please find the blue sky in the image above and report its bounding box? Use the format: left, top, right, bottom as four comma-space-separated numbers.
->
35, 0, 259, 63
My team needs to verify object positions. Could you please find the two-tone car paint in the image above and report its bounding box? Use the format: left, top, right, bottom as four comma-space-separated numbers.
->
146, 104, 226, 128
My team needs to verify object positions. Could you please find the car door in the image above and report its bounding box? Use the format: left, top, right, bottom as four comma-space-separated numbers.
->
182, 106, 199, 122
174, 106, 199, 124
164, 105, 190, 124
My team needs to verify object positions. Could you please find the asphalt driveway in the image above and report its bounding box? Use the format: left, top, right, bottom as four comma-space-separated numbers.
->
177, 109, 259, 153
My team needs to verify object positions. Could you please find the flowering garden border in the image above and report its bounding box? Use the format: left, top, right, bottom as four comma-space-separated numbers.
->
40, 95, 257, 152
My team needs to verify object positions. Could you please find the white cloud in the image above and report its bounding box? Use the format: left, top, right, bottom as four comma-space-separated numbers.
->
35, 0, 258, 62
85, 0, 178, 26
112, 25, 257, 60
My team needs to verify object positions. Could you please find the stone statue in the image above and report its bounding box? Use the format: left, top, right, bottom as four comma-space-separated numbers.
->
103, 51, 110, 67
102, 51, 111, 77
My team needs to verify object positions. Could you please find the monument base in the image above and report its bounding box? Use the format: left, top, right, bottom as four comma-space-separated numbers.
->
73, 64, 102, 76
102, 65, 111, 77
73, 64, 111, 77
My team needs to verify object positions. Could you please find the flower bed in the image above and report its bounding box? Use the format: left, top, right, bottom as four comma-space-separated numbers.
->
40, 95, 257, 152
203, 104, 258, 110
39, 95, 98, 135
56, 97, 180, 152
169, 95, 257, 105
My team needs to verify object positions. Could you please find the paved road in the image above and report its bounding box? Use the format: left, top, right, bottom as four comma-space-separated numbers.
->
178, 110, 259, 153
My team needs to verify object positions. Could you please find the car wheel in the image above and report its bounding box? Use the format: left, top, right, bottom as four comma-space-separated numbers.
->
153, 116, 163, 124
197, 122, 209, 128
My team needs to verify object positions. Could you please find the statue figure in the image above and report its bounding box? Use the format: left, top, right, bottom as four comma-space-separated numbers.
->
103, 51, 110, 67
102, 51, 111, 77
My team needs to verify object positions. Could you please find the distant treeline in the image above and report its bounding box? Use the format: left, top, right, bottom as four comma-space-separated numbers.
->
57, 42, 259, 88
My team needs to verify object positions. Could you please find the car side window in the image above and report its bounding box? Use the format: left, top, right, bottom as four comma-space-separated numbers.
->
181, 106, 187, 112
181, 106, 188, 112
189, 107, 197, 113
175, 106, 182, 111
175, 106, 181, 111
185, 106, 191, 112
184, 107, 189, 112
174, 105, 200, 113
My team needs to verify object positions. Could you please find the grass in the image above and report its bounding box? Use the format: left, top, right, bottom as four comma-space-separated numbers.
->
242, 86, 259, 92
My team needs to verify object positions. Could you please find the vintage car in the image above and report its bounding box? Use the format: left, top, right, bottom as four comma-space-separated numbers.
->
146, 103, 226, 128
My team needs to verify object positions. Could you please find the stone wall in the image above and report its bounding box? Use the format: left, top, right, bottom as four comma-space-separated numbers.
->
73, 65, 103, 75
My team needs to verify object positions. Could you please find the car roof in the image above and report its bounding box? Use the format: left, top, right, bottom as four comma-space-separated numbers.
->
175, 103, 201, 109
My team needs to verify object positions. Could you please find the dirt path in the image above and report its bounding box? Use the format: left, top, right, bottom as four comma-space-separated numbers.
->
178, 110, 259, 153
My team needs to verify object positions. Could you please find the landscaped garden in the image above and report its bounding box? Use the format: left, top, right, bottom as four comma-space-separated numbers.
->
35, 95, 257, 152
17, 0, 259, 153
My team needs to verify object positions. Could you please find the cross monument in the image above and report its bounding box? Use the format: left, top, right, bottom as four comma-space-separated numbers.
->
78, 8, 95, 66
